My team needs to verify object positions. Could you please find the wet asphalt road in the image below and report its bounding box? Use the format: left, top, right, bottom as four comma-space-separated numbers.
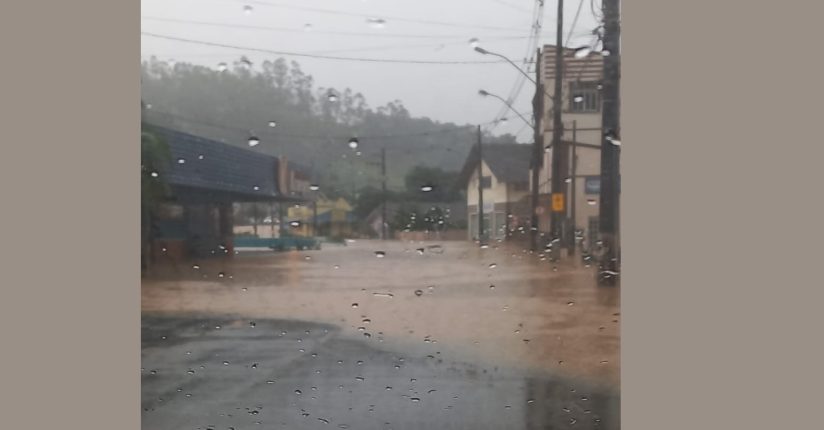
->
142, 240, 620, 429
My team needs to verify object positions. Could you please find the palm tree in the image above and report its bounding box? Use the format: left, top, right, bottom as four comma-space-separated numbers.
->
141, 118, 171, 275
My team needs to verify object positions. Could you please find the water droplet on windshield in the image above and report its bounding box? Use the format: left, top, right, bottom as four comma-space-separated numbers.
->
267, 120, 276, 127
243, 5, 254, 15
355, 376, 365, 382
304, 23, 313, 32
177, 158, 186, 164
469, 38, 480, 48
217, 62, 227, 72
327, 91, 338, 102
253, 185, 260, 191
223, 361, 230, 366
587, 199, 597, 205
420, 185, 433, 192
150, 171, 159, 178
351, 303, 359, 308
248, 136, 260, 147
374, 251, 386, 258
294, 389, 302, 395
414, 289, 423, 296
309, 184, 320, 191
488, 263, 497, 269
367, 18, 386, 29
348, 137, 359, 148
574, 46, 592, 58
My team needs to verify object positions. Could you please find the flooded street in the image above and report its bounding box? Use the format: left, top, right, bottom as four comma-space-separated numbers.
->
142, 240, 619, 429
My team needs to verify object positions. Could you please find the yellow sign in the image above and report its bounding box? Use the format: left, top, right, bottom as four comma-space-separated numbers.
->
551, 193, 565, 212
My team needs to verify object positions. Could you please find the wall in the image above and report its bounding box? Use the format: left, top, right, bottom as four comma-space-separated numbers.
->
466, 162, 529, 241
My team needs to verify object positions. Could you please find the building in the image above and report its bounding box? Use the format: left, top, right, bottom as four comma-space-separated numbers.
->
534, 44, 606, 252
456, 143, 533, 242
145, 126, 305, 260
365, 200, 468, 240
287, 195, 355, 238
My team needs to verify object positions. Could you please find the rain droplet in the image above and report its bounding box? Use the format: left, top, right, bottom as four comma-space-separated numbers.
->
253, 185, 260, 191
355, 376, 365, 382
489, 285, 495, 290
304, 23, 313, 32
420, 185, 433, 192
416, 248, 425, 255
187, 369, 195, 375
488, 263, 497, 269
348, 137, 358, 148
469, 38, 480, 48
223, 361, 230, 365
290, 221, 301, 227
239, 56, 252, 69
266, 380, 275, 384
150, 171, 159, 178
527, 399, 535, 404
177, 158, 186, 164
367, 18, 387, 29
327, 91, 338, 102
268, 120, 276, 128
294, 389, 302, 395
248, 136, 260, 147
243, 5, 254, 15
414, 289, 423, 296
217, 62, 228, 72
318, 418, 330, 424
309, 184, 320, 191
573, 95, 584, 103
606, 136, 622, 146
356, 360, 364, 365
411, 397, 421, 402
567, 301, 575, 306
372, 292, 393, 298
374, 251, 386, 258
587, 199, 597, 206
351, 303, 359, 308
242, 287, 248, 292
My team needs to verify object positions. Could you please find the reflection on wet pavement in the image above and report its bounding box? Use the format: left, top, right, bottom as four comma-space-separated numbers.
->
143, 240, 619, 429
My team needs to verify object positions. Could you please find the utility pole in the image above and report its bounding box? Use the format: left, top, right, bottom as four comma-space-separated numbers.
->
570, 120, 577, 256
530, 47, 544, 252
381, 146, 387, 240
476, 125, 485, 245
598, 0, 621, 285
549, 0, 567, 261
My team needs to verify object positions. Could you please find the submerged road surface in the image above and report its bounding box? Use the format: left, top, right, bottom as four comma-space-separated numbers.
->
142, 240, 620, 429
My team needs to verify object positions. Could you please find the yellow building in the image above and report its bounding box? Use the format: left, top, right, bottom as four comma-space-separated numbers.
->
287, 195, 354, 238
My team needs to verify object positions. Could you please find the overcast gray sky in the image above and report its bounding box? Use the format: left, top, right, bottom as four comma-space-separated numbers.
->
141, 0, 600, 142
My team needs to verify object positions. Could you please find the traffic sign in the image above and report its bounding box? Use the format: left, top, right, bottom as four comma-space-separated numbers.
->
551, 193, 565, 212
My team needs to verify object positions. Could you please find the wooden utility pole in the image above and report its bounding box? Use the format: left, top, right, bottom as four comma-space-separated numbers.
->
381, 147, 387, 240
549, 0, 567, 260
477, 125, 485, 244
530, 48, 544, 252
570, 120, 578, 256
598, 0, 621, 285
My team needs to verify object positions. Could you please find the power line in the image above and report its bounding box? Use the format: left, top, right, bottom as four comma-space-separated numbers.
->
484, 0, 545, 134
241, 0, 528, 33
141, 32, 508, 65
489, 0, 535, 14
142, 16, 532, 41
565, 0, 586, 46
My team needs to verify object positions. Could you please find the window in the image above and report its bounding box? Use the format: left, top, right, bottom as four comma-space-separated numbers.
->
569, 81, 601, 113
480, 175, 492, 189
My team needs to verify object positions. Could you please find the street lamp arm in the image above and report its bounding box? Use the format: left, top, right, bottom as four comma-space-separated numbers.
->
480, 89, 535, 131
475, 47, 537, 86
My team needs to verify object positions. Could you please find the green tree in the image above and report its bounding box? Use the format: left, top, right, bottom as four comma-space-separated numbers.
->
141, 119, 171, 275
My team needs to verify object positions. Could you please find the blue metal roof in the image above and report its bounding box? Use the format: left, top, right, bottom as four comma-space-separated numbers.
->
148, 126, 282, 200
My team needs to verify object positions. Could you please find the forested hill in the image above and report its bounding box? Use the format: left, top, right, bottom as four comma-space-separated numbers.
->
140, 57, 517, 197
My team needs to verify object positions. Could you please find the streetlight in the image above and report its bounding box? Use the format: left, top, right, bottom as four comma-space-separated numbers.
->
474, 47, 537, 86
478, 89, 534, 130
